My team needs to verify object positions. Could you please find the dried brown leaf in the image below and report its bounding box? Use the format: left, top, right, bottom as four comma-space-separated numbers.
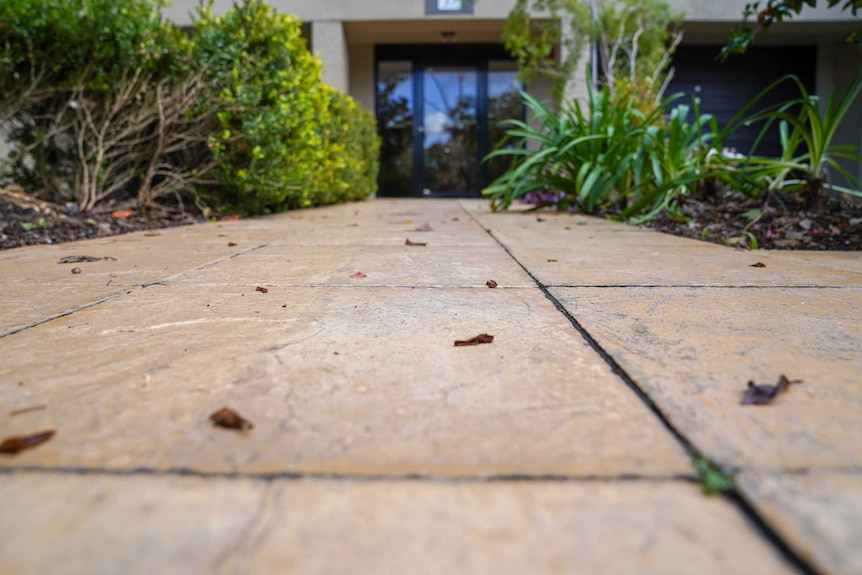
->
405, 238, 427, 246
255, 286, 269, 293
210, 407, 253, 431
750, 262, 766, 268
486, 280, 498, 288
741, 374, 801, 405
454, 333, 494, 346
227, 242, 238, 247
0, 430, 56, 454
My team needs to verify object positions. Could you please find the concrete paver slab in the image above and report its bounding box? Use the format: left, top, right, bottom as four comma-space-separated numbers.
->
0, 473, 795, 575
736, 471, 862, 575
0, 234, 256, 287
0, 285, 689, 477
270, 201, 496, 248
0, 283, 130, 336
550, 286, 862, 471
466, 206, 862, 287
171, 245, 534, 287
3, 198, 859, 574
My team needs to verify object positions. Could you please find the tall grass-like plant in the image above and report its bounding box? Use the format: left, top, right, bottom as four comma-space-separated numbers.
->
483, 78, 659, 213
484, 72, 727, 222
620, 101, 724, 222
736, 69, 862, 208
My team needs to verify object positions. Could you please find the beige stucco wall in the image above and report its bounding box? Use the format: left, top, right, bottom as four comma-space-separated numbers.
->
310, 21, 349, 92
349, 44, 375, 113
667, 0, 860, 22
167, 0, 862, 26
166, 0, 521, 26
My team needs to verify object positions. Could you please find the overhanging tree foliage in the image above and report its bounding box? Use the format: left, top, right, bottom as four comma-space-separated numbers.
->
501, 0, 683, 108
722, 0, 862, 60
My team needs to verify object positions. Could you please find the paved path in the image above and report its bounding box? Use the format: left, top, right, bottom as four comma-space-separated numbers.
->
1, 199, 860, 575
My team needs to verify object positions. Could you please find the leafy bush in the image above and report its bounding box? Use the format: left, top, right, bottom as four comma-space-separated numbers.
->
0, 0, 185, 206
317, 87, 381, 205
191, 0, 379, 213
1, 0, 379, 214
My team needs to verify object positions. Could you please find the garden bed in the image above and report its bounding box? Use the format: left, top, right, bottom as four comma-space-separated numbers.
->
0, 187, 204, 250
4, 184, 861, 251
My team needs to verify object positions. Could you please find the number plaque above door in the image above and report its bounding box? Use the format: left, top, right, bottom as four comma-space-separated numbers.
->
425, 0, 473, 14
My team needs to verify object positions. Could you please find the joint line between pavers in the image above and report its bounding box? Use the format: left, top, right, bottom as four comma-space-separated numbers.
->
158, 242, 276, 284
0, 288, 140, 339
463, 206, 824, 575
546, 284, 848, 290
0, 465, 697, 485
0, 243, 276, 338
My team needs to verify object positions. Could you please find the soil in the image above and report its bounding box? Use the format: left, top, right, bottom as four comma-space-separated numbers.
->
524, 189, 862, 251
645, 192, 862, 251
3, 185, 862, 251
1, 186, 205, 250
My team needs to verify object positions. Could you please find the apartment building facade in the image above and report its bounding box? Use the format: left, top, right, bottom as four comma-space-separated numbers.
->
166, 0, 862, 197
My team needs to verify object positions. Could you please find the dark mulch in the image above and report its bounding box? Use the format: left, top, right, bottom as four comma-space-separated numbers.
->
646, 193, 862, 251
1, 187, 205, 250
523, 189, 862, 251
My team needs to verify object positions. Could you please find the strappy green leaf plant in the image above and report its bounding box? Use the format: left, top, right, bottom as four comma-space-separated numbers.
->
483, 69, 729, 222
734, 69, 862, 209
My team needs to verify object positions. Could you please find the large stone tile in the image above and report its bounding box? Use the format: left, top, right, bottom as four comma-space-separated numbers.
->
0, 235, 250, 287
0, 285, 689, 477
466, 206, 862, 287
0, 213, 319, 287
270, 198, 495, 247
550, 287, 862, 470
171, 245, 534, 287
737, 471, 862, 575
0, 474, 795, 575
0, 473, 263, 575
0, 283, 131, 336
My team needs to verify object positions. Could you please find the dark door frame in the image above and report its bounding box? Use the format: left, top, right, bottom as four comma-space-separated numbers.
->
375, 44, 517, 198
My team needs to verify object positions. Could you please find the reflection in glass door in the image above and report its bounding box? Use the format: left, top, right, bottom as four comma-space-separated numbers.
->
377, 61, 414, 198
376, 49, 523, 198
421, 67, 478, 196
486, 61, 523, 185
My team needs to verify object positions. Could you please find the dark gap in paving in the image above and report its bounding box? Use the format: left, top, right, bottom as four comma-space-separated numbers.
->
547, 284, 850, 290
470, 211, 823, 575
0, 289, 139, 339
176, 285, 535, 290
0, 465, 695, 485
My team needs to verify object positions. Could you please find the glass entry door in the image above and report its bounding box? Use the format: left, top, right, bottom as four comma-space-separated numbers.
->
420, 66, 479, 196
376, 47, 522, 198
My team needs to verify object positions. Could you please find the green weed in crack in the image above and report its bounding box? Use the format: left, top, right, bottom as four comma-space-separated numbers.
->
694, 457, 735, 495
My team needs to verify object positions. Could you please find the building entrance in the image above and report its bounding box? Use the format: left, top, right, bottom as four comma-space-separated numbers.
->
375, 44, 522, 198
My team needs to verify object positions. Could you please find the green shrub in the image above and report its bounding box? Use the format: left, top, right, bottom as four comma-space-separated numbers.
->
192, 0, 378, 213
1, 0, 380, 214
316, 87, 381, 205
0, 0, 189, 206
